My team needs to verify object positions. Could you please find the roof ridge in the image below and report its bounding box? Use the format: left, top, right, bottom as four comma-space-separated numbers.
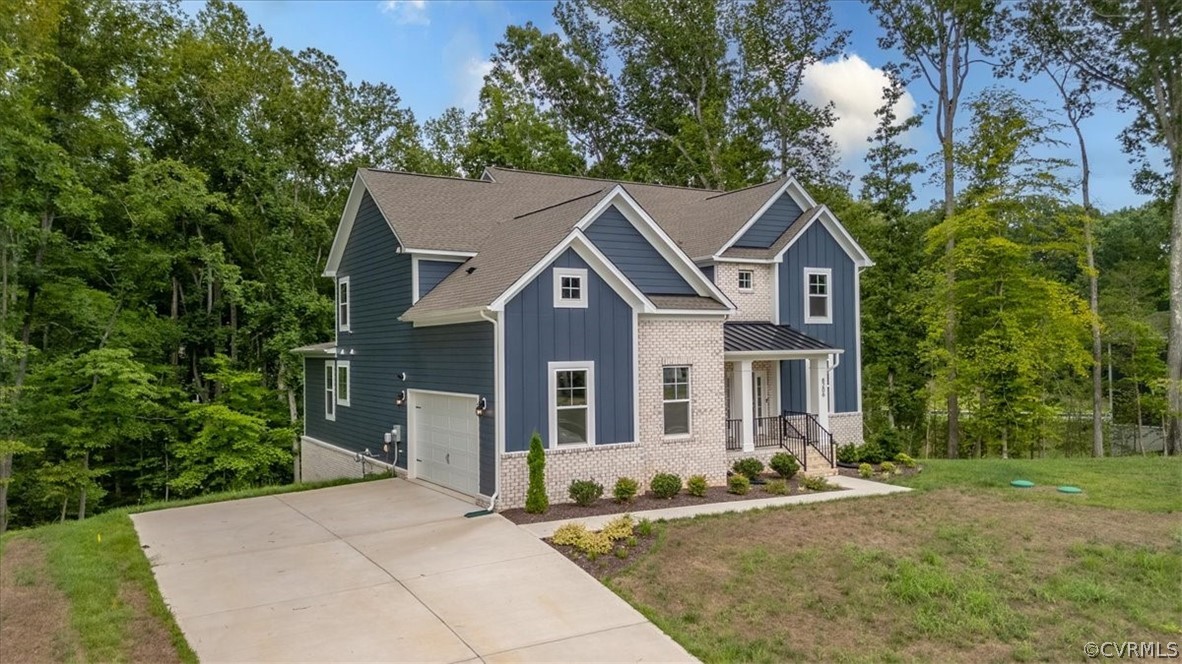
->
512, 189, 606, 220
362, 168, 489, 184
486, 166, 725, 194
703, 177, 786, 200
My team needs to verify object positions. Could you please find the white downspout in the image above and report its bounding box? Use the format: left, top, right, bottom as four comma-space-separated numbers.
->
479, 309, 500, 511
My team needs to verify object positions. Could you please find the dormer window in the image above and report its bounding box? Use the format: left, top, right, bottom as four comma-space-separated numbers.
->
337, 277, 351, 332
804, 268, 832, 324
737, 269, 753, 292
553, 267, 588, 308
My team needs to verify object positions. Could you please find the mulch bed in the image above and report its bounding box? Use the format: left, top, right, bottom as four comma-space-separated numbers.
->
501, 474, 845, 525
836, 462, 922, 481
547, 534, 660, 580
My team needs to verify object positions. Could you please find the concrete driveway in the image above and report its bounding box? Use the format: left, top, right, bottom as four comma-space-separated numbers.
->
132, 479, 693, 663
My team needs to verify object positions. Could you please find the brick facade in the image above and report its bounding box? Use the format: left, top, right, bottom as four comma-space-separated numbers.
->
300, 436, 393, 482
714, 263, 774, 322
828, 412, 865, 446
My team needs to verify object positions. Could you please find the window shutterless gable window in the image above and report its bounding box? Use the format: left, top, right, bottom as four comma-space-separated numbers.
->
737, 269, 753, 292
335, 360, 350, 407
662, 366, 691, 436
337, 277, 351, 332
548, 361, 595, 446
324, 363, 336, 421
552, 267, 588, 309
803, 267, 832, 324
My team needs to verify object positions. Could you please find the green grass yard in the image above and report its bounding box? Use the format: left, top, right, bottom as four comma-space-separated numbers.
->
608, 457, 1182, 663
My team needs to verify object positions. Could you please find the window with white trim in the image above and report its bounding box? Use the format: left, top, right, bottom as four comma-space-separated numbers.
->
662, 366, 691, 436
549, 361, 594, 445
335, 360, 350, 407
553, 267, 588, 308
337, 277, 351, 332
324, 363, 336, 420
737, 269, 753, 292
804, 268, 832, 324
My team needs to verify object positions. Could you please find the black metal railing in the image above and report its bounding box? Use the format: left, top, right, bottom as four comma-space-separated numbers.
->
783, 410, 837, 466
725, 418, 742, 450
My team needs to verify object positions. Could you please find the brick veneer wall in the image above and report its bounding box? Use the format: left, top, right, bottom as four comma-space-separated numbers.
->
300, 436, 393, 482
828, 412, 864, 446
714, 263, 774, 322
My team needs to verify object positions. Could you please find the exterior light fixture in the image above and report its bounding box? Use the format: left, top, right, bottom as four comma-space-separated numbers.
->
395, 390, 406, 406
475, 397, 487, 417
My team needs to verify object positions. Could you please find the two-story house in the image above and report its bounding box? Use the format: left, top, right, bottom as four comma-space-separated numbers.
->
292, 167, 872, 509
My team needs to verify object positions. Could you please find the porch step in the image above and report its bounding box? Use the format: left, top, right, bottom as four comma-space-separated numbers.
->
804, 451, 837, 477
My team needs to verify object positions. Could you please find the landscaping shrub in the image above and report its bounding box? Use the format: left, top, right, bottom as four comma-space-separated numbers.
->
614, 546, 629, 559
525, 433, 548, 514
551, 522, 611, 556
800, 475, 835, 491
857, 439, 885, 464
601, 515, 635, 541
880, 461, 897, 475
686, 474, 708, 497
895, 452, 916, 468
650, 473, 682, 499
837, 444, 858, 464
876, 427, 902, 459
613, 477, 639, 503
764, 479, 790, 495
728, 474, 750, 495
568, 479, 604, 506
858, 462, 874, 478
551, 523, 588, 546
636, 518, 654, 537
732, 457, 764, 480
769, 452, 799, 479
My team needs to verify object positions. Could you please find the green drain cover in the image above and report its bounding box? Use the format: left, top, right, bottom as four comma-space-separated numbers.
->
1010, 480, 1035, 488
1057, 485, 1083, 494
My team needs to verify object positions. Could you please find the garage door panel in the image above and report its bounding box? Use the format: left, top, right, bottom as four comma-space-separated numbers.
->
412, 392, 480, 497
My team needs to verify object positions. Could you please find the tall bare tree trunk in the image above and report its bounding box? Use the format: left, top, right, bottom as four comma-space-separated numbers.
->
1166, 170, 1182, 455
941, 80, 960, 460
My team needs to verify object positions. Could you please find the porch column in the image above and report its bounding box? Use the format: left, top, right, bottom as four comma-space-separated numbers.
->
736, 360, 754, 452
806, 356, 830, 430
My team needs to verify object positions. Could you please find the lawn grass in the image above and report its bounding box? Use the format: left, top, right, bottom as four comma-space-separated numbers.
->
0, 472, 390, 662
609, 457, 1182, 663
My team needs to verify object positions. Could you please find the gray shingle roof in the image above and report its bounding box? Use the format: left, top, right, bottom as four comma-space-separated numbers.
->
723, 322, 832, 353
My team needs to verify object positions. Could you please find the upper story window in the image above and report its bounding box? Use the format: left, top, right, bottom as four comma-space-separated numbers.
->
337, 277, 351, 332
662, 366, 691, 436
804, 268, 832, 324
553, 267, 588, 309
737, 269, 754, 292
549, 361, 595, 446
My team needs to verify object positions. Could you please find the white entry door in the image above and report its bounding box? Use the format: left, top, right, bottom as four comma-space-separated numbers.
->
752, 370, 768, 420
411, 391, 480, 497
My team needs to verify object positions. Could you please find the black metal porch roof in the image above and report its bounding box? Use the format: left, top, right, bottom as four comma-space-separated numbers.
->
723, 322, 833, 353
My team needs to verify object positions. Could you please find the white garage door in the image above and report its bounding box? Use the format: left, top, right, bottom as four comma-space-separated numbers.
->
411, 391, 480, 497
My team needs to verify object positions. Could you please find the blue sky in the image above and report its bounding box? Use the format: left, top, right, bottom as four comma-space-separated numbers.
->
225, 0, 1150, 212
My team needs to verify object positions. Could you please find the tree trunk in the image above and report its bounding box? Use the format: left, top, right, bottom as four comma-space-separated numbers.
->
941, 55, 960, 460
1165, 169, 1182, 455
77, 452, 88, 521
887, 369, 897, 428
278, 367, 301, 483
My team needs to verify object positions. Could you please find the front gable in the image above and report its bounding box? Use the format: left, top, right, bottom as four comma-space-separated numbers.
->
584, 205, 695, 295
734, 192, 804, 248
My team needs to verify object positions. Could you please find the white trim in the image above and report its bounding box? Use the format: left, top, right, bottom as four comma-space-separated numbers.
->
717, 178, 817, 254
772, 263, 781, 325
552, 267, 589, 309
770, 206, 874, 268
547, 360, 596, 448
335, 360, 351, 407
661, 364, 693, 438
337, 276, 351, 332
773, 360, 783, 413
402, 307, 489, 327
737, 269, 754, 292
324, 174, 406, 278
854, 266, 864, 412
632, 309, 640, 445
705, 256, 779, 265
803, 267, 833, 325
639, 311, 730, 319
400, 248, 477, 259
324, 362, 336, 421
411, 255, 420, 304
724, 348, 842, 361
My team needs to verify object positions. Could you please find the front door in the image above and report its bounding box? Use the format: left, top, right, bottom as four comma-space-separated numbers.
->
752, 369, 768, 424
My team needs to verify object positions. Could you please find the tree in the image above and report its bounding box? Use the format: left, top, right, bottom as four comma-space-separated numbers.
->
868, 0, 1010, 458
1024, 0, 1182, 454
525, 432, 548, 514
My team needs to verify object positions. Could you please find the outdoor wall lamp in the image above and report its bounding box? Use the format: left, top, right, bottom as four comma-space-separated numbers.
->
475, 397, 488, 417
395, 390, 406, 406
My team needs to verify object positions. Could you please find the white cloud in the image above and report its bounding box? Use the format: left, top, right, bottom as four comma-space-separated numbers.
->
800, 54, 917, 161
459, 57, 494, 110
379, 0, 429, 25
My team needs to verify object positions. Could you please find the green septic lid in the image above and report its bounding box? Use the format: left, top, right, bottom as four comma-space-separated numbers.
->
1058, 485, 1083, 494
1011, 480, 1035, 488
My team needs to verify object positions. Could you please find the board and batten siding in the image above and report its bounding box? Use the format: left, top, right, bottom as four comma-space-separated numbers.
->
503, 248, 634, 452
417, 259, 463, 300
777, 220, 858, 413
304, 191, 496, 495
734, 192, 804, 248
584, 206, 695, 295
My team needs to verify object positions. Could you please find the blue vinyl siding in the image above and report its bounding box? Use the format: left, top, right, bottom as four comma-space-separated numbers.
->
585, 206, 695, 295
735, 192, 804, 248
777, 220, 858, 413
700, 265, 715, 283
503, 249, 634, 452
417, 259, 463, 300
304, 191, 496, 495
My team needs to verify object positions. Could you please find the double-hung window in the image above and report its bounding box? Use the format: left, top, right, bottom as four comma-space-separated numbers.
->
662, 366, 691, 436
335, 360, 350, 407
324, 363, 336, 420
337, 277, 351, 332
549, 361, 595, 445
803, 268, 832, 324
737, 269, 753, 292
553, 267, 588, 308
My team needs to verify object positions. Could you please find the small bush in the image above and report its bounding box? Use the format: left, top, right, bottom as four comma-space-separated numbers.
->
800, 475, 835, 491
613, 477, 639, 503
525, 433, 549, 514
636, 518, 654, 537
601, 515, 635, 541
552, 523, 612, 556
568, 479, 604, 506
732, 457, 765, 480
880, 461, 897, 475
728, 474, 750, 495
858, 462, 874, 478
626, 536, 638, 548
837, 444, 859, 464
769, 452, 800, 479
686, 474, 708, 497
876, 428, 902, 459
764, 479, 790, 495
650, 473, 682, 499
614, 546, 629, 559
895, 452, 916, 468
857, 439, 885, 464
551, 523, 588, 546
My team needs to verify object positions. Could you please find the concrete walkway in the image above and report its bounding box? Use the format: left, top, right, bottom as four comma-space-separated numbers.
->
132, 479, 694, 663
519, 475, 912, 538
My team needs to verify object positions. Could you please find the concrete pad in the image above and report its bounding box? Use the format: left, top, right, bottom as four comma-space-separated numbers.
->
404, 552, 647, 655
181, 582, 477, 663
155, 539, 392, 619
484, 622, 696, 663
131, 496, 335, 565
277, 479, 473, 538
347, 514, 553, 580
